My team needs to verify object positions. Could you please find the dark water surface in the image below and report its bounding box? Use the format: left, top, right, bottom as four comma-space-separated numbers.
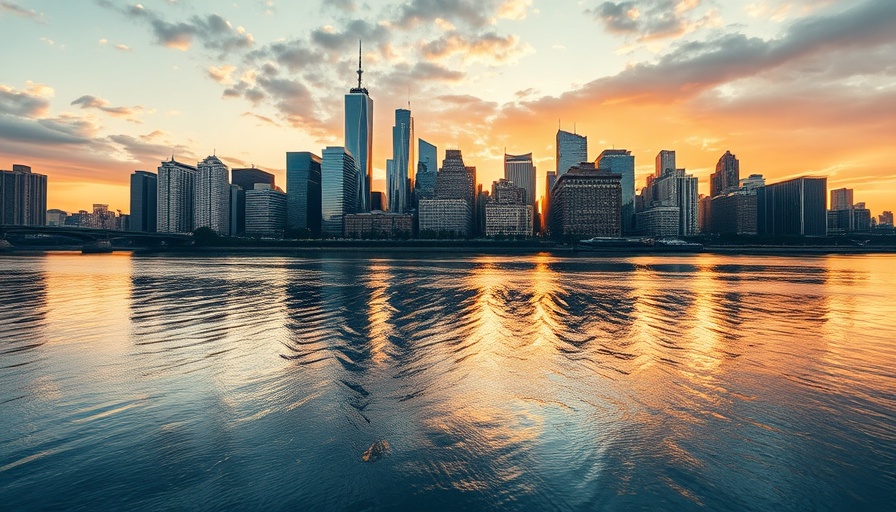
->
1, 253, 894, 511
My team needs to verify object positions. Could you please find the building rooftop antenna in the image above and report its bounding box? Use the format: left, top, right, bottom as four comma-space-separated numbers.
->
357, 39, 363, 90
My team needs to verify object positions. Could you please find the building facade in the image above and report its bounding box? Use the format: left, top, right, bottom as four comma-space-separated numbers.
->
157, 158, 197, 233
286, 152, 322, 235
129, 170, 157, 232
635, 206, 680, 238
231, 167, 276, 236
504, 153, 536, 234
245, 184, 286, 237
757, 176, 827, 236
0, 164, 47, 226
418, 199, 471, 237
655, 150, 676, 178
596, 149, 635, 233
344, 212, 413, 238
194, 155, 231, 235
710, 151, 740, 197
415, 139, 437, 202
549, 163, 622, 239
389, 108, 414, 213
556, 129, 587, 177
321, 147, 358, 237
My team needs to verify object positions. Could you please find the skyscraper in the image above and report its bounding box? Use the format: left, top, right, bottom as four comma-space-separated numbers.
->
385, 159, 395, 210
321, 146, 358, 237
345, 41, 373, 212
286, 152, 322, 235
129, 170, 157, 232
596, 149, 635, 233
157, 158, 196, 233
194, 155, 231, 235
504, 153, 536, 234
556, 129, 587, 177
655, 150, 676, 178
0, 164, 47, 226
757, 176, 827, 236
549, 162, 622, 239
390, 108, 414, 213
830, 188, 854, 211
245, 184, 287, 238
232, 167, 276, 235
710, 150, 740, 197
415, 139, 437, 202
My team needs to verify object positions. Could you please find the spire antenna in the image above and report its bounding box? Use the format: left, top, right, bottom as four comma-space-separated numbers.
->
356, 39, 363, 89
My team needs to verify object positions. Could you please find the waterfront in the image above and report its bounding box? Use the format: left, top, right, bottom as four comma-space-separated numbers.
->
1, 253, 894, 510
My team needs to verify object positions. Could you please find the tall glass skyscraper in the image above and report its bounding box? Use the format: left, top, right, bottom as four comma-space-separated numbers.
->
597, 149, 635, 233
556, 129, 587, 177
194, 155, 231, 235
286, 152, 322, 234
321, 147, 358, 237
504, 153, 536, 234
129, 170, 157, 232
655, 150, 676, 178
345, 42, 373, 212
390, 108, 414, 213
415, 139, 437, 201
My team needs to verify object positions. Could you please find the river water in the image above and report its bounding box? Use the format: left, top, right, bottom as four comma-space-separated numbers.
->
0, 252, 894, 510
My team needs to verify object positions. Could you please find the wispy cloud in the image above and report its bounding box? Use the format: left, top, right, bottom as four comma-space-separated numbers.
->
0, 1, 43, 22
71, 95, 145, 122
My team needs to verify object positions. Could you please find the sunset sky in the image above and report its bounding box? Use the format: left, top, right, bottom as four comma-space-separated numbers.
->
1, 0, 894, 215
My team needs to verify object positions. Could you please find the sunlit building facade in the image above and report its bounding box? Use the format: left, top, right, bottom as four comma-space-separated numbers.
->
390, 108, 414, 213
556, 129, 587, 177
596, 149, 635, 233
415, 139, 437, 202
418, 198, 471, 238
504, 153, 536, 234
710, 150, 740, 197
549, 162, 622, 239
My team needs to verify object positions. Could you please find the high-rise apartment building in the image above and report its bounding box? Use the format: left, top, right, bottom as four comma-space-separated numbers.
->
0, 164, 47, 226
757, 176, 827, 236
486, 179, 532, 237
129, 170, 157, 232
596, 149, 635, 233
286, 152, 322, 235
504, 153, 536, 233
556, 129, 587, 177
390, 108, 414, 213
655, 150, 676, 178
638, 166, 699, 237
194, 155, 231, 235
345, 43, 373, 212
415, 139, 437, 202
549, 162, 622, 238
157, 158, 197, 233
710, 151, 740, 197
830, 188, 854, 211
321, 146, 358, 237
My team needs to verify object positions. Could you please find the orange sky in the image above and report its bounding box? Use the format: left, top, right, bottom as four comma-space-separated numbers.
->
1, 0, 894, 215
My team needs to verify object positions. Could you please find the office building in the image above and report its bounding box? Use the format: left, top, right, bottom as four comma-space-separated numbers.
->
556, 129, 587, 177
345, 42, 373, 212
46, 209, 67, 227
655, 150, 676, 178
321, 147, 358, 237
710, 151, 740, 197
880, 211, 894, 226
231, 167, 276, 236
157, 158, 197, 233
245, 184, 286, 237
129, 170, 157, 232
286, 152, 322, 235
549, 162, 622, 239
0, 164, 47, 226
709, 192, 758, 235
344, 211, 413, 238
636, 206, 680, 237
757, 176, 827, 236
830, 188, 854, 212
596, 149, 635, 233
194, 155, 231, 235
389, 108, 414, 213
415, 139, 437, 202
486, 179, 532, 237
638, 164, 699, 237
370, 191, 385, 211
418, 198, 471, 237
504, 153, 536, 234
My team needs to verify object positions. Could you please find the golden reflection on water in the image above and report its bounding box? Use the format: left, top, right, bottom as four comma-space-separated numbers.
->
365, 262, 394, 367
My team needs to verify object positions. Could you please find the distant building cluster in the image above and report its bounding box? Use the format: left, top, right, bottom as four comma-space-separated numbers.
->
5, 45, 894, 241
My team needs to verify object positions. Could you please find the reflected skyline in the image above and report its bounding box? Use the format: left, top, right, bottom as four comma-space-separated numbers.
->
0, 253, 895, 510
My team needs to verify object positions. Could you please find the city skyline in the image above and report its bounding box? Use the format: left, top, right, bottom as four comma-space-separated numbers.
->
1, 1, 895, 215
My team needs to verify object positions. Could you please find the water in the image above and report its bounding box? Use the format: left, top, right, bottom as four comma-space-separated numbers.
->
1, 252, 894, 511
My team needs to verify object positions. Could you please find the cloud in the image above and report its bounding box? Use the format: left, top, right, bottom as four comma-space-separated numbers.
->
71, 95, 145, 121
114, 43, 133, 52
421, 31, 531, 63
0, 1, 43, 22
392, 0, 531, 29
207, 65, 237, 84
589, 0, 711, 41
310, 19, 390, 52
0, 82, 53, 118
111, 3, 254, 55
241, 111, 280, 127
